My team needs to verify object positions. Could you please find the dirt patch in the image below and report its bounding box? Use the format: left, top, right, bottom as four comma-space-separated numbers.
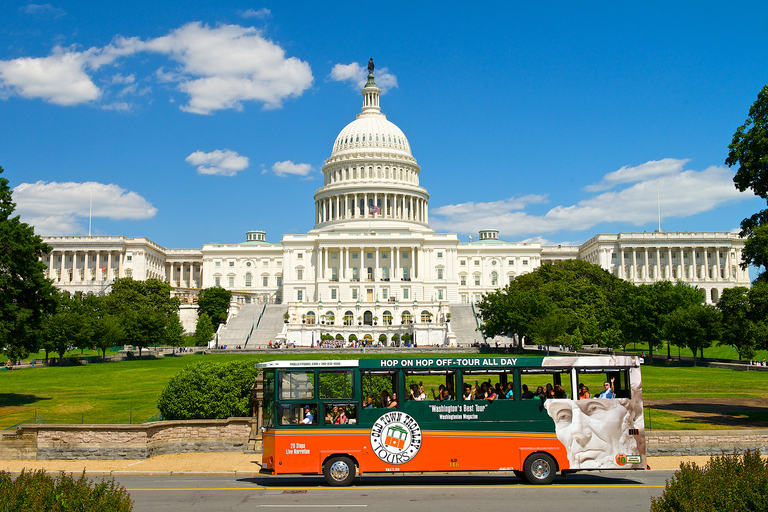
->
645, 398, 768, 428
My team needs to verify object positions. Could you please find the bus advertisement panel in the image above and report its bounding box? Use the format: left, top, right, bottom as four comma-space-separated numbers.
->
256, 355, 645, 485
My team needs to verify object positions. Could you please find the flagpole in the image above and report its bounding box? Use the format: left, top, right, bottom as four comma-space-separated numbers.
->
89, 186, 93, 236
657, 180, 661, 232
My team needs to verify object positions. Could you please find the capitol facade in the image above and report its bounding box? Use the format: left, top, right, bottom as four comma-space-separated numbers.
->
39, 67, 751, 346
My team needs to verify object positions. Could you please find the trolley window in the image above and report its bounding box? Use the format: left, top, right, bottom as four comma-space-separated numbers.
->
279, 371, 315, 400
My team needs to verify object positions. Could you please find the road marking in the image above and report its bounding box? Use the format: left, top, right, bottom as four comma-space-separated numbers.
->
258, 506, 367, 508
126, 484, 665, 491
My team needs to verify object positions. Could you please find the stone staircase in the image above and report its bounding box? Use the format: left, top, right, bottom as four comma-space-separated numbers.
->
448, 304, 482, 346
247, 305, 288, 347
218, 304, 287, 347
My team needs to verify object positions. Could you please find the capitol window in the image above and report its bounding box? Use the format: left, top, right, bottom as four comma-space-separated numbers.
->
437, 268, 444, 279
352, 253, 359, 259
402, 252, 409, 258
245, 273, 252, 287
437, 252, 443, 258
228, 276, 234, 287
522, 260, 528, 265
438, 289, 444, 300
352, 289, 358, 299
263, 276, 269, 286
474, 260, 480, 266
297, 290, 303, 302
229, 261, 234, 267
460, 260, 466, 266
214, 276, 221, 286
298, 253, 303, 259
214, 261, 219, 267
331, 289, 337, 300
297, 269, 303, 280
263, 260, 269, 266
460, 275, 467, 285
127, 256, 132, 261
403, 288, 409, 299
474, 275, 481, 286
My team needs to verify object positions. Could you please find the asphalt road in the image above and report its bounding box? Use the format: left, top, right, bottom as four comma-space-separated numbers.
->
117, 471, 671, 512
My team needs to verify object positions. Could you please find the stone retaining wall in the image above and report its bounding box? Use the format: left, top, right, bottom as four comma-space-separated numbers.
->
646, 429, 768, 456
2, 421, 766, 460
1, 417, 253, 460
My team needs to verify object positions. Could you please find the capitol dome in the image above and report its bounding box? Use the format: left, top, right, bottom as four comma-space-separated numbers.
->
313, 62, 430, 232
331, 110, 412, 158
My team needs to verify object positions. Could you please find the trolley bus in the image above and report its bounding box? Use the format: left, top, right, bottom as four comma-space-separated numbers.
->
256, 355, 645, 486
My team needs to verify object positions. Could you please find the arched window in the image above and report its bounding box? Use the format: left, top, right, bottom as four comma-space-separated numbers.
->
325, 311, 335, 324
367, 267, 374, 281
711, 288, 719, 303
344, 311, 354, 326
401, 310, 412, 324
383, 311, 393, 325
331, 267, 338, 281
353, 267, 359, 281
491, 271, 498, 286
245, 273, 252, 287
421, 310, 431, 322
306, 311, 316, 325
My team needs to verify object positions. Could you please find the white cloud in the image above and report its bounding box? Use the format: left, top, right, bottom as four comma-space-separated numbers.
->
271, 160, 313, 177
139, 22, 314, 113
430, 161, 754, 238
185, 149, 249, 176
329, 62, 398, 93
240, 8, 271, 19
584, 158, 689, 192
13, 181, 157, 235
0, 22, 313, 114
21, 3, 65, 18
0, 48, 100, 105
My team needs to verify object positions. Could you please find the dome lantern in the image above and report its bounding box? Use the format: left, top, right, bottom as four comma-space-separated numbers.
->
361, 59, 381, 114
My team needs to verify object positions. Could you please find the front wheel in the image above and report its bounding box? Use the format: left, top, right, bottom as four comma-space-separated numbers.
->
323, 455, 356, 486
523, 453, 556, 485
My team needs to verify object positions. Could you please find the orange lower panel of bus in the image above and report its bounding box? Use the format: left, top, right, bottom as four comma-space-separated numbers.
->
262, 429, 569, 475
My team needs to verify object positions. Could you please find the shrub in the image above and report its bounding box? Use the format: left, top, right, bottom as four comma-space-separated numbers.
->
0, 470, 132, 512
650, 450, 768, 512
157, 360, 259, 420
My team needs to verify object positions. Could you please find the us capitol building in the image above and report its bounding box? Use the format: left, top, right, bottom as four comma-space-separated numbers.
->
39, 66, 751, 346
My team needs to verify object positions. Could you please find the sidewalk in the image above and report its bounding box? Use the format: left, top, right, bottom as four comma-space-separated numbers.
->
0, 453, 705, 476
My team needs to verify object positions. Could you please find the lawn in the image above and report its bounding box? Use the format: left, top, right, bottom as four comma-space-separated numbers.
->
1, 352, 766, 430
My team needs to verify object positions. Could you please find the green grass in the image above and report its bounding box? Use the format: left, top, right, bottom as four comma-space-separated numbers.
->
2, 352, 767, 430
624, 341, 768, 362
641, 365, 768, 399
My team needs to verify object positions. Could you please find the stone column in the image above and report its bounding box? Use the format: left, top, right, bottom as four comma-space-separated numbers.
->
715, 248, 722, 281
631, 248, 637, 281
96, 252, 101, 282
619, 247, 625, 279
703, 248, 709, 281
643, 248, 649, 281
60, 251, 66, 282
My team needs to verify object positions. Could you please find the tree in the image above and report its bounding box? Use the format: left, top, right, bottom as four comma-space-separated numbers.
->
664, 304, 722, 365
197, 287, 232, 325
103, 278, 181, 357
39, 291, 94, 361
0, 167, 57, 356
91, 315, 124, 359
194, 313, 215, 347
717, 286, 757, 360
726, 84, 768, 282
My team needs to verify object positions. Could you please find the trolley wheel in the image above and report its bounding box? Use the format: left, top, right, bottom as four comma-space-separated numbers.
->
513, 470, 528, 482
323, 455, 356, 486
523, 453, 556, 485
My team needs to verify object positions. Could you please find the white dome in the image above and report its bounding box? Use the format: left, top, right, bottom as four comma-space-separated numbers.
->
331, 113, 412, 157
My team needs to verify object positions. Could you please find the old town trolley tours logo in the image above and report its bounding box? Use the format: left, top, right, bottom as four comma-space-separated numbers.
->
370, 411, 422, 465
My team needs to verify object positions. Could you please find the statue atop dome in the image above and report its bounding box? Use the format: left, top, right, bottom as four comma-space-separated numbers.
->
368, 58, 374, 74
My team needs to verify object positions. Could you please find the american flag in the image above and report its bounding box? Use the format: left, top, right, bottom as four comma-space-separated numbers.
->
369, 204, 380, 214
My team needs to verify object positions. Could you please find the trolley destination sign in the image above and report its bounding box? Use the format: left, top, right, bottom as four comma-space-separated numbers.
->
361, 357, 538, 369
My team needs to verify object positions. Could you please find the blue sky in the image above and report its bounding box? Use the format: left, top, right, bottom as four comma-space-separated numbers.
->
2, 1, 767, 255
